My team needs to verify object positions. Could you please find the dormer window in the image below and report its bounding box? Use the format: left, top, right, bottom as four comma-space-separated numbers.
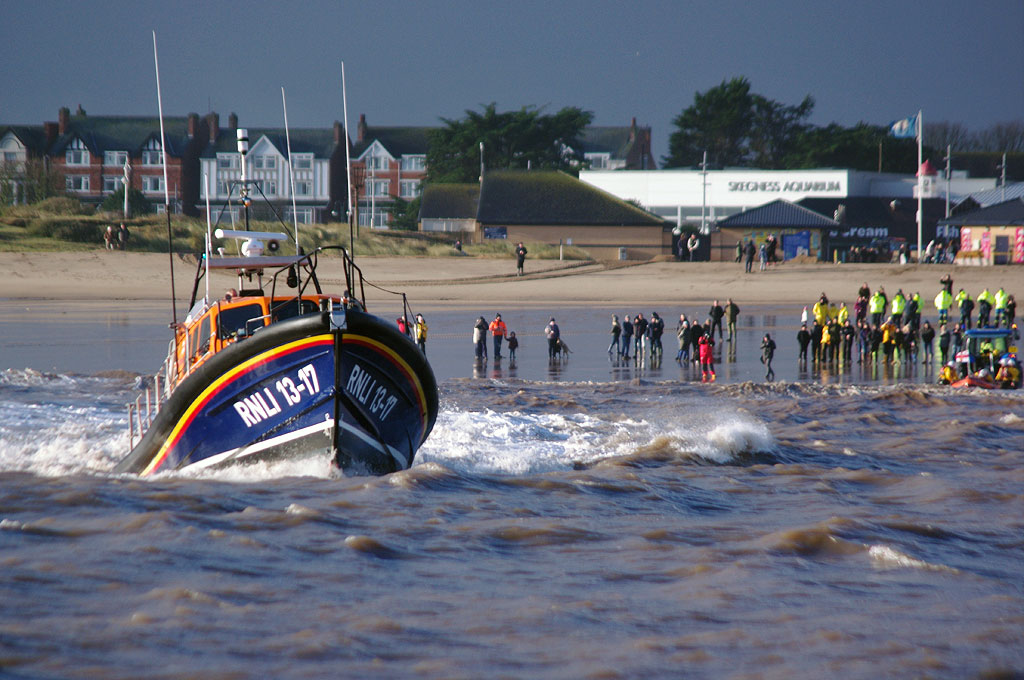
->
65, 139, 89, 166
142, 139, 164, 166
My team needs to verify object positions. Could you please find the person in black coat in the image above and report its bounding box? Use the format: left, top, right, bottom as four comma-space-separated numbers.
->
797, 323, 811, 362
920, 320, 935, 364
760, 333, 776, 379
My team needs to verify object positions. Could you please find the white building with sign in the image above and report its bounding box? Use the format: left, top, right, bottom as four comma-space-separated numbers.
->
580, 168, 995, 230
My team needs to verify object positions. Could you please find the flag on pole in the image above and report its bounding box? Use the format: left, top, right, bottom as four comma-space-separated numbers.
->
889, 115, 918, 139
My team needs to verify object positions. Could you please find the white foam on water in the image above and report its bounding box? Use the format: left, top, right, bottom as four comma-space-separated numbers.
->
0, 407, 126, 476
673, 412, 776, 464
418, 404, 776, 474
868, 544, 959, 573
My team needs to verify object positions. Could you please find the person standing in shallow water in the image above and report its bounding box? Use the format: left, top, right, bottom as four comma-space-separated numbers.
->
544, 317, 560, 360
709, 300, 725, 341
489, 313, 507, 358
726, 298, 740, 343
620, 315, 633, 360
698, 327, 716, 382
760, 333, 776, 380
414, 314, 428, 355
608, 314, 621, 356
473, 316, 488, 360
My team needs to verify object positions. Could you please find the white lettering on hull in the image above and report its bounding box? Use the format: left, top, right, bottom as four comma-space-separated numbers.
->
232, 363, 321, 428
345, 363, 399, 421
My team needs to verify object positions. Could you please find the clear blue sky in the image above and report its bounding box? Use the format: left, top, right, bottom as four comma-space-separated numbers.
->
2, 0, 1021, 161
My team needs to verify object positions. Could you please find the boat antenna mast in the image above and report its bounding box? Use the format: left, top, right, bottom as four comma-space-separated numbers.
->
342, 61, 354, 287
281, 87, 300, 254
152, 30, 177, 327
237, 127, 250, 231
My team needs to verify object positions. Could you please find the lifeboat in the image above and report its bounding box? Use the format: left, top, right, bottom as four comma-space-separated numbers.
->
116, 247, 438, 476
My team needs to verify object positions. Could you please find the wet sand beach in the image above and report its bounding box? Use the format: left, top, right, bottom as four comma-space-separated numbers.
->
1, 251, 1022, 312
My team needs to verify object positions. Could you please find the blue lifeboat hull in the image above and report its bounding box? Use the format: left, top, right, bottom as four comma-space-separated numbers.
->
115, 309, 437, 476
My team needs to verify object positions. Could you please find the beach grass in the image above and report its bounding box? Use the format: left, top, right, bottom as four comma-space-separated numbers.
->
0, 201, 590, 260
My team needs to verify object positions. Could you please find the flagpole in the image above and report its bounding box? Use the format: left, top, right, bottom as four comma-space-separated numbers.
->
916, 109, 923, 264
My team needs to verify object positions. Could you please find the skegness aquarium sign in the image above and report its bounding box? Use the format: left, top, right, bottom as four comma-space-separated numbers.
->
728, 180, 842, 193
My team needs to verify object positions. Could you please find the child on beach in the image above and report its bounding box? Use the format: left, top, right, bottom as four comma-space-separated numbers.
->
507, 331, 519, 361
699, 332, 716, 382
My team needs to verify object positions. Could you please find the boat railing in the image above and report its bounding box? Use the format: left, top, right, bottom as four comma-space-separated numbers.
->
126, 334, 196, 452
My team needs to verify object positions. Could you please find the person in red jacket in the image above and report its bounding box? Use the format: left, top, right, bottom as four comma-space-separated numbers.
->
489, 313, 508, 358
699, 325, 716, 382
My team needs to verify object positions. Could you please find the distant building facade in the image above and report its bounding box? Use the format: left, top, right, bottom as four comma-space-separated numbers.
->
198, 113, 335, 225
42, 106, 207, 216
348, 114, 430, 229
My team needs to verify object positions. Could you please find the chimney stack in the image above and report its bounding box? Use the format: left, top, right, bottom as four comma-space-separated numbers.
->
58, 107, 70, 135
206, 112, 219, 143
187, 113, 199, 138
228, 112, 238, 132
357, 114, 367, 143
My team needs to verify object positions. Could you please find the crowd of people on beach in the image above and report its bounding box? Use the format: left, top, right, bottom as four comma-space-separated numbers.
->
795, 274, 1019, 382
606, 300, 745, 382
402, 270, 1019, 386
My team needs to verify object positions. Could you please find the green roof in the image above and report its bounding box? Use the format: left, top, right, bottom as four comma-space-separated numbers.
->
477, 170, 668, 226
419, 183, 479, 219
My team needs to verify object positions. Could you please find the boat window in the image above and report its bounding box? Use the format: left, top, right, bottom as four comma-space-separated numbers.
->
188, 314, 213, 362
218, 303, 266, 339
272, 299, 319, 322
197, 315, 212, 356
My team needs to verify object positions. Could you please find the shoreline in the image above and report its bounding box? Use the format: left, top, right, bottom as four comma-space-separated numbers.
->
1, 251, 1022, 312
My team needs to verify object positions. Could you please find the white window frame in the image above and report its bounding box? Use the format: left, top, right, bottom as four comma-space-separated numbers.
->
366, 155, 389, 171
104, 151, 128, 167
142, 150, 164, 166
65, 175, 90, 192
400, 179, 420, 198
253, 155, 277, 170
142, 175, 164, 193
292, 155, 312, 170
287, 207, 313, 224
400, 155, 425, 172
65, 140, 89, 166
368, 179, 390, 198
102, 176, 121, 193
294, 180, 312, 196
217, 155, 239, 169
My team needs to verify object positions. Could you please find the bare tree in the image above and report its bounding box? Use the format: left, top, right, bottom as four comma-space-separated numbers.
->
925, 121, 972, 151
972, 121, 1024, 153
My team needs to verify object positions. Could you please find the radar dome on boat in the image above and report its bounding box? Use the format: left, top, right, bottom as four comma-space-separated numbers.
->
241, 239, 264, 257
